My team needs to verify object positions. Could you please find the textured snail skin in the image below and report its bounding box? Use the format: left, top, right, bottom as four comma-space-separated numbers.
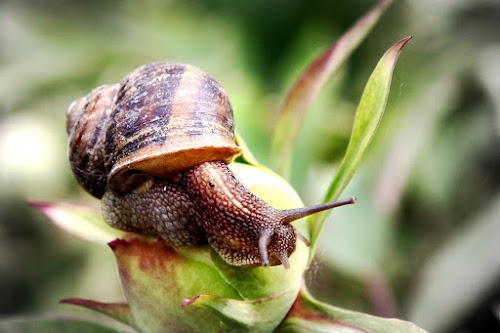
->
101, 174, 207, 248
102, 161, 296, 267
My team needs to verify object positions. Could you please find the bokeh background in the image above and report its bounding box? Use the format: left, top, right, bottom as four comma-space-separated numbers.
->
1, 0, 499, 332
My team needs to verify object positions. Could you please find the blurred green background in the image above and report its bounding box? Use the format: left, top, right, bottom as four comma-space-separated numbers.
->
1, 0, 499, 332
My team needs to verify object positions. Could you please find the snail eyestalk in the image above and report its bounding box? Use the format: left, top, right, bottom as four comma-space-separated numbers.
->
280, 197, 357, 225
296, 230, 311, 247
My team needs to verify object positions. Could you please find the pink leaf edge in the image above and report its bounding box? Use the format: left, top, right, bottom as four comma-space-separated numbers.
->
182, 285, 295, 308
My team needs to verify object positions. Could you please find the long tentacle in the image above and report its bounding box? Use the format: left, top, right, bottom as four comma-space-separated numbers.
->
280, 197, 357, 225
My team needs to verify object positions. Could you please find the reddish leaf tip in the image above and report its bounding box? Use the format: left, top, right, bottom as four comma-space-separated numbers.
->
396, 36, 413, 50
59, 298, 82, 305
108, 238, 128, 250
59, 298, 129, 310
59, 297, 134, 328
26, 200, 50, 212
389, 36, 413, 64
181, 295, 202, 307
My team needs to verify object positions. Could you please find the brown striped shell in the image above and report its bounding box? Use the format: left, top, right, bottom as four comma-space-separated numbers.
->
67, 84, 119, 198
67, 62, 242, 198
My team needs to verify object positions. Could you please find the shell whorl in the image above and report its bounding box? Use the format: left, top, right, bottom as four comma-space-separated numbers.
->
67, 62, 242, 197
67, 84, 119, 198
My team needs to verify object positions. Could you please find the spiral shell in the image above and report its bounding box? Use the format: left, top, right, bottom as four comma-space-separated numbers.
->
67, 84, 119, 198
67, 62, 242, 198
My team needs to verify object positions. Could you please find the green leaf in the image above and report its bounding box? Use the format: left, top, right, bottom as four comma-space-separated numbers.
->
275, 286, 428, 333
211, 249, 305, 301
309, 36, 413, 253
28, 201, 122, 244
59, 299, 137, 330
0, 314, 135, 333
183, 287, 298, 332
271, 0, 394, 178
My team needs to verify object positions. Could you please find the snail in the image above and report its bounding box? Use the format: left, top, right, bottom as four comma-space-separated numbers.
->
66, 62, 356, 268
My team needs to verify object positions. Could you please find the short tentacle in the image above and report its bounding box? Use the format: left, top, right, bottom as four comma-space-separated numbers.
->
277, 251, 290, 269
258, 229, 273, 266
295, 230, 311, 247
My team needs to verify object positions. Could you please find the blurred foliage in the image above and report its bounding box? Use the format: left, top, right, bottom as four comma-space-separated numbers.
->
1, 0, 499, 332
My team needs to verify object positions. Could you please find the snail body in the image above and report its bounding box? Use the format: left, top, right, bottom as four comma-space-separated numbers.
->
67, 62, 355, 268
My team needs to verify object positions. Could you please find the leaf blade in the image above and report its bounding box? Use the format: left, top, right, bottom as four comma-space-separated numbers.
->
309, 36, 413, 252
184, 287, 298, 333
276, 286, 428, 333
0, 314, 136, 333
28, 201, 122, 244
60, 299, 137, 330
271, 0, 394, 177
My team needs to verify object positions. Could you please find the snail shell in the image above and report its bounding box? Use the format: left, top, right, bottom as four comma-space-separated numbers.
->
67, 63, 241, 198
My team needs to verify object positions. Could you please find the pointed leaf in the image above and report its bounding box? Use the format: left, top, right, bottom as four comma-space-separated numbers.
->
309, 36, 413, 253
60, 299, 137, 330
272, 0, 394, 177
183, 287, 297, 332
0, 314, 135, 333
276, 286, 428, 333
28, 201, 122, 244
